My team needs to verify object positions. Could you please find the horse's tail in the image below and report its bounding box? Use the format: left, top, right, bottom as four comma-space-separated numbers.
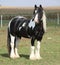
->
7, 28, 11, 56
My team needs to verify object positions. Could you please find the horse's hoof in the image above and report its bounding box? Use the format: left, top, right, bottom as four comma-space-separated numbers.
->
15, 55, 20, 58
10, 56, 16, 59
36, 56, 42, 60
10, 56, 20, 59
10, 55, 20, 59
29, 56, 36, 60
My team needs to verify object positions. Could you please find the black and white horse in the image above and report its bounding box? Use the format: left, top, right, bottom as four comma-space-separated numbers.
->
7, 5, 46, 60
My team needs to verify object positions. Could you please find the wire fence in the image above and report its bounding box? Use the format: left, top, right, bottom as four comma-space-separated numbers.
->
0, 13, 60, 28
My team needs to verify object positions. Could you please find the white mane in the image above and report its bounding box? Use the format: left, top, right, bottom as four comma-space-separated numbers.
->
42, 10, 46, 32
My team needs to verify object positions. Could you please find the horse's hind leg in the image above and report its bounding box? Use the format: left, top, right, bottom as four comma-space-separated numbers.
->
7, 28, 11, 56
14, 37, 20, 58
10, 34, 16, 59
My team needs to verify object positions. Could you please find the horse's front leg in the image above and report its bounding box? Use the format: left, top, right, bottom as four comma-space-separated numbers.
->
29, 37, 36, 60
35, 41, 42, 60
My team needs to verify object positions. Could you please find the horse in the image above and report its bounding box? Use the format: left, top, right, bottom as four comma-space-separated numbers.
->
7, 4, 46, 60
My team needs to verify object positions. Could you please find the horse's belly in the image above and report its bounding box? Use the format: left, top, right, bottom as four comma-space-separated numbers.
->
17, 28, 30, 38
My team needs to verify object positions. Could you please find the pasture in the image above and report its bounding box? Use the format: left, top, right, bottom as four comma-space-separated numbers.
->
0, 25, 60, 65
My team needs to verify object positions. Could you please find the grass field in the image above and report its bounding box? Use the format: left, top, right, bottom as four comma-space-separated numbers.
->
0, 26, 60, 65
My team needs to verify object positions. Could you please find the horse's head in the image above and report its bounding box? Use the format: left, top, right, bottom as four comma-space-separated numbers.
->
33, 4, 46, 32
33, 5, 43, 24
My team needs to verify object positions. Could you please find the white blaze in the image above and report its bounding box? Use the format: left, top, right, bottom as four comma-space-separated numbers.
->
34, 14, 39, 23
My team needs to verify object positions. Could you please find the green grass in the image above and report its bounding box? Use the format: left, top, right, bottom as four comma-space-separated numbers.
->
0, 26, 60, 65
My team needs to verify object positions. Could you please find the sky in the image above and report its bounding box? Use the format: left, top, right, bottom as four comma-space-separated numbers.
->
0, 0, 60, 7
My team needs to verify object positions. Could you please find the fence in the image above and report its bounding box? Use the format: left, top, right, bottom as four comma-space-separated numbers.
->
0, 14, 32, 27
46, 12, 60, 26
0, 12, 60, 27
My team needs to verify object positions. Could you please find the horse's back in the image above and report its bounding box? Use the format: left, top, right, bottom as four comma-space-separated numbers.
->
8, 16, 30, 37
9, 16, 27, 27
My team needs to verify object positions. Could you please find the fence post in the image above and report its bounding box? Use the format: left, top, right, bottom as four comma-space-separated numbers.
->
1, 15, 3, 28
57, 13, 59, 25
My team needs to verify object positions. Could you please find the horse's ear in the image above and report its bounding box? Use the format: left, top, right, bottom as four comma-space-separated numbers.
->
39, 5, 42, 8
35, 4, 37, 9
